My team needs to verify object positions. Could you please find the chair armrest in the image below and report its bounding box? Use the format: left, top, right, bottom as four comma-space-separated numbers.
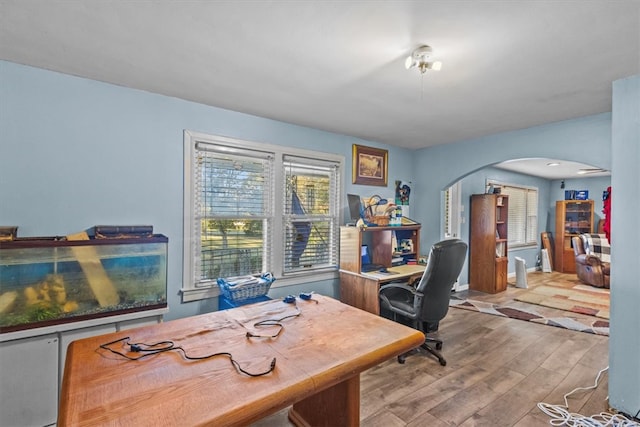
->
575, 254, 589, 265
379, 282, 417, 295
379, 282, 422, 308
584, 254, 605, 267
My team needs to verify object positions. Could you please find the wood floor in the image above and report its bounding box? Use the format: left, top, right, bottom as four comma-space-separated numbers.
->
252, 272, 611, 426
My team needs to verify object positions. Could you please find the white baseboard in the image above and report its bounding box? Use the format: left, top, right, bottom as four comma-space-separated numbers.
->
507, 267, 536, 278
453, 283, 469, 292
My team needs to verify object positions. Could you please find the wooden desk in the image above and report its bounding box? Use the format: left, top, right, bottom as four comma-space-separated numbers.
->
340, 264, 425, 315
58, 295, 424, 426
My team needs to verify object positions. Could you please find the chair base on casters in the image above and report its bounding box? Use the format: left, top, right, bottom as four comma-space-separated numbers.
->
397, 337, 446, 366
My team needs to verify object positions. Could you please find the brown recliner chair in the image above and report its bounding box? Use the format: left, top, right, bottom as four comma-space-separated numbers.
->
572, 234, 610, 288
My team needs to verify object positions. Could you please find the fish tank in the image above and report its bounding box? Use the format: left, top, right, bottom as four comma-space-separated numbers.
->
0, 235, 168, 333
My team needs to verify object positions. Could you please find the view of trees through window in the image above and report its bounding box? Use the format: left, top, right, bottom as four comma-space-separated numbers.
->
197, 150, 272, 281
184, 132, 342, 291
284, 172, 334, 271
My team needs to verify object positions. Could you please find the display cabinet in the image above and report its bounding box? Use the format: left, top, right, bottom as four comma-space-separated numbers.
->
554, 199, 594, 273
469, 194, 509, 293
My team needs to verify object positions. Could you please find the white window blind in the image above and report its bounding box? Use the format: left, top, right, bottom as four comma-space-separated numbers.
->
444, 187, 452, 238
496, 183, 538, 247
443, 182, 461, 239
193, 142, 274, 285
526, 189, 538, 243
183, 131, 344, 299
282, 155, 340, 274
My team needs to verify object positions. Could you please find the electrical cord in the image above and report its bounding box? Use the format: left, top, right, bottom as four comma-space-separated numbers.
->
245, 304, 302, 338
99, 336, 276, 377
100, 296, 315, 376
537, 366, 640, 426
245, 293, 318, 338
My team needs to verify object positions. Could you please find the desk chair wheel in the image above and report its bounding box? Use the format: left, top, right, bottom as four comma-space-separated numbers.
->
427, 336, 443, 351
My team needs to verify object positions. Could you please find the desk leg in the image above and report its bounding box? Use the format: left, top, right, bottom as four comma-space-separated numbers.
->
288, 374, 360, 426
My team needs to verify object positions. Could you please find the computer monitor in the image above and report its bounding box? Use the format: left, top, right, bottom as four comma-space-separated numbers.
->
347, 194, 363, 223
360, 245, 383, 272
361, 245, 371, 265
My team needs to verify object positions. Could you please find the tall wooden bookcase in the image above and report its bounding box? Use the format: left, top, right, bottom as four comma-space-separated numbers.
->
554, 199, 594, 273
469, 194, 509, 293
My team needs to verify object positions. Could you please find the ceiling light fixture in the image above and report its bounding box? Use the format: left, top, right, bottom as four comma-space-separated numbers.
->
577, 168, 608, 175
405, 45, 442, 74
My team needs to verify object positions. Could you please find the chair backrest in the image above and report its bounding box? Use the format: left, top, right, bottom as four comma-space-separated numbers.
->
414, 238, 468, 323
573, 235, 586, 257
581, 233, 611, 263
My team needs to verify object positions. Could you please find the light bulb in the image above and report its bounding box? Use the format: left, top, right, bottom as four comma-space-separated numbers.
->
431, 61, 442, 71
405, 55, 415, 69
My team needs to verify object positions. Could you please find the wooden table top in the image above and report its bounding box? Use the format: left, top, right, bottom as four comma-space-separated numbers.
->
58, 295, 424, 426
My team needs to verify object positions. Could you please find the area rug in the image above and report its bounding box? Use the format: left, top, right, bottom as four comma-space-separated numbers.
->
514, 283, 610, 319
449, 298, 610, 336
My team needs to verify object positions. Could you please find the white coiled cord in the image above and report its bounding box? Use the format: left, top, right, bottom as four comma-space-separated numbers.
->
537, 366, 640, 427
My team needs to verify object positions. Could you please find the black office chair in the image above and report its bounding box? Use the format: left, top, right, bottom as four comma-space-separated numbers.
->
379, 238, 467, 366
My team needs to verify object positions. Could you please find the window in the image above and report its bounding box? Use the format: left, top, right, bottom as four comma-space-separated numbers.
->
443, 182, 461, 239
489, 181, 538, 248
183, 131, 342, 301
283, 155, 340, 273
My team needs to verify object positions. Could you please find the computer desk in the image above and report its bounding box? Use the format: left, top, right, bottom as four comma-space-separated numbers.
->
58, 294, 424, 426
340, 264, 426, 315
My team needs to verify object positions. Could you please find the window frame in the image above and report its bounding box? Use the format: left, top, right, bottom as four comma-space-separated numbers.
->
443, 181, 462, 239
182, 130, 344, 302
487, 180, 538, 249
282, 154, 341, 275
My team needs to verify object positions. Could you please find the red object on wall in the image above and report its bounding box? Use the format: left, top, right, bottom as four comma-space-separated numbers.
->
603, 186, 611, 243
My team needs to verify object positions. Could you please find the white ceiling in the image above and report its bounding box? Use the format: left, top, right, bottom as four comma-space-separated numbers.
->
493, 158, 609, 179
0, 1, 636, 178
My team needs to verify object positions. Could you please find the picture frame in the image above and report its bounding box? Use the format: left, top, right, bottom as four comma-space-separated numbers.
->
352, 144, 388, 186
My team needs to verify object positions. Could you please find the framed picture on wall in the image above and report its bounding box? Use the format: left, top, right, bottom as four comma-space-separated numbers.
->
352, 144, 388, 186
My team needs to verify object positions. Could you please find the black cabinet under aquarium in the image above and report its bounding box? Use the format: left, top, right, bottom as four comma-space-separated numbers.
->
0, 235, 168, 333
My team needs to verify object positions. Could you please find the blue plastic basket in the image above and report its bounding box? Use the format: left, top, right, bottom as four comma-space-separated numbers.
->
217, 273, 275, 302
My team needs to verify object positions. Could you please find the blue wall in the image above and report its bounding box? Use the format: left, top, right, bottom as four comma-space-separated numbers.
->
0, 60, 417, 320
452, 168, 610, 286
548, 176, 611, 229
1, 59, 636, 418
410, 113, 612, 253
609, 74, 639, 417
457, 167, 551, 284
0, 60, 615, 314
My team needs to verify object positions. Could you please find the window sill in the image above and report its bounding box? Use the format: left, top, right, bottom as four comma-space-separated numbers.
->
271, 271, 338, 288
180, 271, 338, 303
180, 285, 221, 303
509, 244, 537, 251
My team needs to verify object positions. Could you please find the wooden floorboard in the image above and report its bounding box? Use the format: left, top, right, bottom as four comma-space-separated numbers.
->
252, 271, 613, 426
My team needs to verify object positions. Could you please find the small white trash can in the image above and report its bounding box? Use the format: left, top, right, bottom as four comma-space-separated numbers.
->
515, 257, 528, 289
